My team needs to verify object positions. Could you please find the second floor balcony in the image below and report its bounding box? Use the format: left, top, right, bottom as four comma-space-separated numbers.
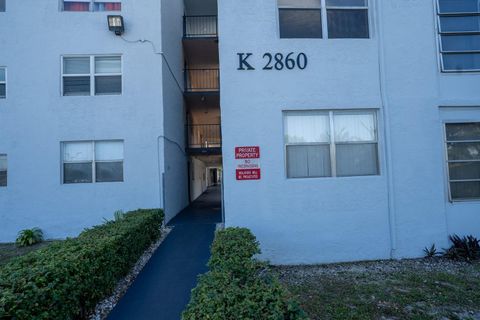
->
184, 68, 219, 93
184, 15, 218, 38
187, 124, 222, 155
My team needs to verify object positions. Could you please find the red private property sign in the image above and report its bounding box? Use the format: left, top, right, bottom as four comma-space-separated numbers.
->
235, 146, 261, 181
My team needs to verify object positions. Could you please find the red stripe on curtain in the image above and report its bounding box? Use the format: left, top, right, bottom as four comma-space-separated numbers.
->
64, 2, 90, 11
105, 3, 121, 11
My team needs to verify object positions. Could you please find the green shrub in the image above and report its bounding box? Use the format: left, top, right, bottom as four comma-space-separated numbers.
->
423, 244, 440, 259
443, 234, 480, 262
114, 210, 125, 221
182, 228, 308, 320
0, 209, 163, 320
208, 227, 262, 279
15, 228, 44, 247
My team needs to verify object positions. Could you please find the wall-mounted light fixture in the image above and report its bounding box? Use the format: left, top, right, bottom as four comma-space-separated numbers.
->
107, 15, 124, 36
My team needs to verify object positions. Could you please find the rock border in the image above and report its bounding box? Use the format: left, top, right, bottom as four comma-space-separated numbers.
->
89, 226, 173, 320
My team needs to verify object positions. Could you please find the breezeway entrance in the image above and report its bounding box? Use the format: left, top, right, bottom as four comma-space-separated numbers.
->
107, 186, 222, 320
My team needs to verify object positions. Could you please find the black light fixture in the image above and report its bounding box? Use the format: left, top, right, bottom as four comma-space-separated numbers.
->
107, 15, 124, 36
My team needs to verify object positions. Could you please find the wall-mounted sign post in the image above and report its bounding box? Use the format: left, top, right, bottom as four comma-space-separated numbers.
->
235, 146, 261, 181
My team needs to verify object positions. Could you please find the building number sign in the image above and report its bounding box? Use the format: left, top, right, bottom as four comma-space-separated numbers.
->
237, 52, 308, 71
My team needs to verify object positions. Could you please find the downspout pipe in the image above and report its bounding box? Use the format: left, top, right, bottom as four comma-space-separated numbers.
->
376, 0, 398, 259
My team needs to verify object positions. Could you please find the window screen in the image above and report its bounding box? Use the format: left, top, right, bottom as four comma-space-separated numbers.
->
278, 0, 369, 39
278, 0, 322, 38
438, 0, 480, 71
94, 141, 124, 182
63, 57, 91, 96
445, 122, 480, 200
0, 68, 6, 99
326, 0, 369, 38
0, 154, 7, 187
94, 56, 122, 95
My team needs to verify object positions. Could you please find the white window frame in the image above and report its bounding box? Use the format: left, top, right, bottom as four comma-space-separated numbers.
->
0, 67, 6, 99
435, 0, 480, 73
278, 0, 370, 39
61, 0, 121, 12
283, 109, 379, 179
61, 140, 124, 184
61, 55, 122, 96
444, 121, 480, 202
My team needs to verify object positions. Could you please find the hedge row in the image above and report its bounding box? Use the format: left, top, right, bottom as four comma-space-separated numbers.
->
0, 209, 164, 320
183, 228, 308, 320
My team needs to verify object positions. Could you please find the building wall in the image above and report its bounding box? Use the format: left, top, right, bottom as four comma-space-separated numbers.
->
219, 0, 480, 264
161, 0, 189, 222
380, 0, 480, 258
190, 157, 208, 201
0, 0, 167, 241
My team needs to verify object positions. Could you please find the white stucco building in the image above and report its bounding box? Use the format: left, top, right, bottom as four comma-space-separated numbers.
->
0, 0, 188, 240
1, 0, 480, 264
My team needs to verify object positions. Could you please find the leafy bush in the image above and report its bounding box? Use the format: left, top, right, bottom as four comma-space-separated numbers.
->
114, 210, 125, 221
423, 244, 439, 259
208, 227, 262, 279
182, 227, 307, 320
15, 228, 44, 247
443, 235, 480, 262
0, 209, 163, 320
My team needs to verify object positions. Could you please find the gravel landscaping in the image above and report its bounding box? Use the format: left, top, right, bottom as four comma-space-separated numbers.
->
89, 226, 172, 320
275, 258, 480, 320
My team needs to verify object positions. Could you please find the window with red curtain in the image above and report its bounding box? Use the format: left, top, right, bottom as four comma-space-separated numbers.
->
105, 3, 121, 11
63, 2, 90, 11
94, 2, 121, 11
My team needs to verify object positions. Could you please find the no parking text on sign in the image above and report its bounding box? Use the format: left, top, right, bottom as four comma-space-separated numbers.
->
235, 146, 261, 181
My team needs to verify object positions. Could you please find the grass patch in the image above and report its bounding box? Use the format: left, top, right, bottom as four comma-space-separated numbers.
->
276, 259, 480, 320
0, 241, 56, 267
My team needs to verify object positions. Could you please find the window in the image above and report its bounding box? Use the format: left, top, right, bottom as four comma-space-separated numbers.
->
445, 122, 480, 200
62, 0, 121, 12
0, 155, 6, 187
278, 0, 369, 39
278, 0, 323, 38
437, 0, 480, 72
326, 0, 369, 38
284, 110, 379, 178
0, 0, 5, 12
62, 56, 122, 96
62, 140, 124, 184
0, 68, 5, 99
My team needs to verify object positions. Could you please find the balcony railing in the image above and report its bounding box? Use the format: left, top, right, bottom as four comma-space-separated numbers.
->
187, 124, 222, 150
184, 15, 218, 38
185, 69, 219, 92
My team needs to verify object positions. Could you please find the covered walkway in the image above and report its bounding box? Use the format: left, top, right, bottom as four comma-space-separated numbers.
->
107, 186, 222, 320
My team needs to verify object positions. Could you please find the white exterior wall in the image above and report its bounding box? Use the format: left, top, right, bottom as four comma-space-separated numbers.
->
190, 158, 208, 201
219, 0, 480, 264
0, 0, 186, 241
161, 0, 189, 222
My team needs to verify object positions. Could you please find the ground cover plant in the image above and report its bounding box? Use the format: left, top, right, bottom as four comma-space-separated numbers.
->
277, 259, 480, 320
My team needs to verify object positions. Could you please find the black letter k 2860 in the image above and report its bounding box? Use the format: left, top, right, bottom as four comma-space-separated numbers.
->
237, 53, 255, 70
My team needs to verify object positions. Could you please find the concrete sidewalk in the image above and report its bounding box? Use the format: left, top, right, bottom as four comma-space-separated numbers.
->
107, 186, 222, 320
